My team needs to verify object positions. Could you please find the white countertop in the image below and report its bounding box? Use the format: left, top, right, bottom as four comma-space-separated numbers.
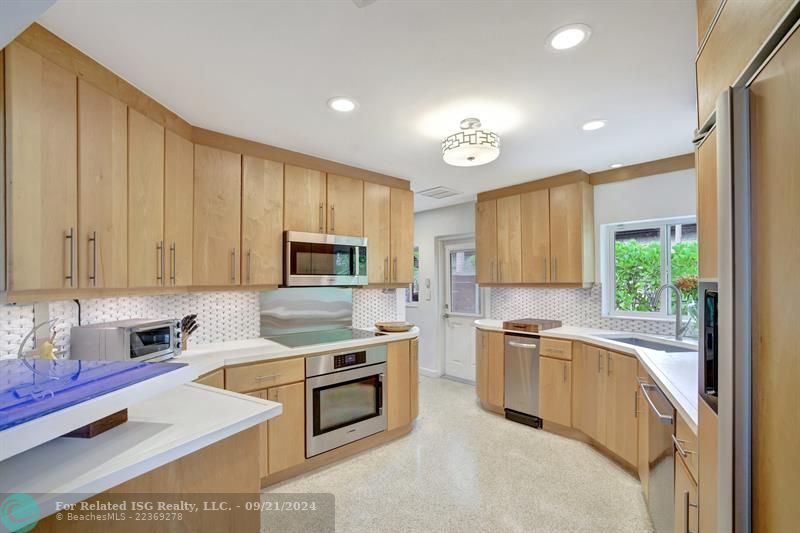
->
475, 319, 699, 433
0, 383, 282, 520
177, 327, 420, 375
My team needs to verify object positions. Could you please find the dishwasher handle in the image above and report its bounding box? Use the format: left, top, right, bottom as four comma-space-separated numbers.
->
508, 341, 538, 350
637, 378, 674, 424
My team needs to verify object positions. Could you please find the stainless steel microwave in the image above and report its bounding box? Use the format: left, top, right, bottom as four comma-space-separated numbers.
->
70, 319, 182, 362
284, 231, 368, 287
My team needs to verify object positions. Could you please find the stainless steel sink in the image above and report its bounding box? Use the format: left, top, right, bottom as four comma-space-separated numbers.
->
596, 335, 694, 353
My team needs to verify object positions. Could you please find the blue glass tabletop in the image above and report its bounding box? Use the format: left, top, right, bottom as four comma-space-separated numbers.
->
0, 359, 187, 431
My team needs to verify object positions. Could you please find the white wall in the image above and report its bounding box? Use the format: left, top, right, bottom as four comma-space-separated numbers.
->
406, 203, 475, 375
593, 168, 696, 280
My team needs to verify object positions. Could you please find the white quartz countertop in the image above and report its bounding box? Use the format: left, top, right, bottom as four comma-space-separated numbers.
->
177, 327, 420, 375
0, 383, 282, 520
474, 319, 699, 433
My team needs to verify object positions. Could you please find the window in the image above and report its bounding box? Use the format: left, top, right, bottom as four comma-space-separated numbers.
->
603, 217, 698, 323
406, 247, 420, 305
446, 247, 481, 316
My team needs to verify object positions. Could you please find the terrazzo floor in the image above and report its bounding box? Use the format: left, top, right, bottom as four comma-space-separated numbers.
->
265, 376, 654, 533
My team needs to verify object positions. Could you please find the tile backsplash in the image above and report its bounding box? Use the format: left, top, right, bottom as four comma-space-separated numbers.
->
490, 284, 680, 337
0, 288, 403, 358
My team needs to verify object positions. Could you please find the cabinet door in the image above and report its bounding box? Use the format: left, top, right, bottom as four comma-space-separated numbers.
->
387, 340, 411, 430
193, 145, 241, 286
78, 80, 128, 289
549, 182, 584, 284
573, 344, 606, 443
326, 174, 363, 236
697, 129, 717, 279
486, 331, 505, 409
476, 329, 489, 403
5, 43, 77, 291
605, 351, 639, 466
267, 382, 305, 474
246, 389, 270, 480
675, 455, 699, 533
364, 182, 391, 283
128, 108, 165, 288
390, 188, 414, 284
284, 165, 326, 233
496, 195, 522, 283
242, 156, 283, 286
539, 356, 571, 427
164, 131, 194, 286
410, 337, 419, 421
521, 189, 550, 284
475, 200, 497, 284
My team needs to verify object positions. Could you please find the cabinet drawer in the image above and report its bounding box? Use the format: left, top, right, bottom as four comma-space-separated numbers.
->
195, 369, 224, 389
675, 413, 698, 483
540, 338, 572, 360
225, 357, 304, 393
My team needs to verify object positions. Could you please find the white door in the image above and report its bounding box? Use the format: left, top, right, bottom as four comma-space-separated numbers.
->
443, 242, 483, 382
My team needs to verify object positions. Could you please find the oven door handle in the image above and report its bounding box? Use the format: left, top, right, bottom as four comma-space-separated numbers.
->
378, 373, 384, 415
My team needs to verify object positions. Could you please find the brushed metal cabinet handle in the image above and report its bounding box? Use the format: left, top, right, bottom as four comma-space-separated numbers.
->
170, 242, 176, 285
684, 490, 697, 533
607, 353, 613, 376
553, 256, 558, 281
384, 256, 389, 282
319, 203, 324, 232
393, 257, 398, 282
247, 249, 252, 284
597, 352, 603, 373
330, 205, 335, 232
255, 373, 281, 382
88, 231, 97, 287
672, 434, 695, 457
499, 262, 503, 282
634, 390, 639, 418
156, 240, 164, 284
562, 363, 567, 383
230, 248, 236, 283
65, 228, 74, 287
543, 257, 547, 282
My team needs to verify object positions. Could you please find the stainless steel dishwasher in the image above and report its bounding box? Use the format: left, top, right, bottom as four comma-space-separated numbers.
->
503, 334, 541, 428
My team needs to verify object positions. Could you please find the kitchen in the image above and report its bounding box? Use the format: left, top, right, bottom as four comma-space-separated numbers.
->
0, 1, 797, 532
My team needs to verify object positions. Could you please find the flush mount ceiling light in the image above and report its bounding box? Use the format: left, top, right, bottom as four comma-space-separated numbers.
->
581, 119, 607, 131
609, 163, 624, 169
442, 117, 500, 167
547, 23, 592, 51
327, 96, 358, 112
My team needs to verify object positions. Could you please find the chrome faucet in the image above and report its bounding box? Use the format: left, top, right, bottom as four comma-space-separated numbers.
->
651, 284, 685, 341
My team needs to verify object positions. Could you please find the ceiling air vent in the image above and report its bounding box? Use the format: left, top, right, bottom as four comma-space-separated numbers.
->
416, 186, 461, 200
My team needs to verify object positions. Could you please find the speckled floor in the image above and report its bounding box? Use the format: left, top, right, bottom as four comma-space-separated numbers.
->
266, 376, 654, 533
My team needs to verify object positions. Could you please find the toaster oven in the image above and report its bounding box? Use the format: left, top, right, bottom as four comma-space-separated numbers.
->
70, 319, 182, 362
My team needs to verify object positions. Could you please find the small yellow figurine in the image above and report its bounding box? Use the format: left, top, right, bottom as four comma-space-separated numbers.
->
38, 328, 58, 360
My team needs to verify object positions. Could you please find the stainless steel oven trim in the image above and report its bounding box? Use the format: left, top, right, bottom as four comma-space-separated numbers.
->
284, 231, 368, 287
305, 362, 387, 457
306, 345, 387, 377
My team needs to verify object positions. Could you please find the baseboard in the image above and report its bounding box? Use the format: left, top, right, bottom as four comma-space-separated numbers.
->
419, 367, 441, 378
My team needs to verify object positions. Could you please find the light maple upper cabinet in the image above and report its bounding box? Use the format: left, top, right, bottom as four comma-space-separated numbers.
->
284, 165, 326, 233
549, 181, 593, 285
242, 156, 284, 286
475, 200, 498, 284
697, 129, 717, 279
128, 108, 165, 288
521, 189, 550, 284
78, 80, 128, 289
5, 43, 78, 292
164, 131, 194, 286
390, 188, 414, 284
496, 195, 522, 284
326, 174, 363, 236
363, 182, 391, 283
193, 144, 241, 286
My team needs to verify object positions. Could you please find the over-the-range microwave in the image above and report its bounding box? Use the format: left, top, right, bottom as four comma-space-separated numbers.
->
284, 231, 368, 287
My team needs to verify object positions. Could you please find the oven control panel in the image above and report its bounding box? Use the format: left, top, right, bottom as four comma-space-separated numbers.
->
334, 351, 366, 369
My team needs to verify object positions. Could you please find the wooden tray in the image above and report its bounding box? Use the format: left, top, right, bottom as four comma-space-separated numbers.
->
375, 321, 415, 333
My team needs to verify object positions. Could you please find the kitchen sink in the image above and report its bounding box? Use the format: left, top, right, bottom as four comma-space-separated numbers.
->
595, 335, 694, 353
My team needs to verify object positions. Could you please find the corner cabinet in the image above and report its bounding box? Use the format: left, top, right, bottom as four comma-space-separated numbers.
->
476, 177, 594, 287
192, 145, 242, 286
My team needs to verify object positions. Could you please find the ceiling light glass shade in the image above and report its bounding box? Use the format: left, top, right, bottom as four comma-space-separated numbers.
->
548, 24, 592, 50
581, 119, 607, 131
327, 96, 357, 112
442, 118, 500, 167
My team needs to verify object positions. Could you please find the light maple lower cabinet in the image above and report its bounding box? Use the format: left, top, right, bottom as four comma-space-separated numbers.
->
246, 389, 270, 480
476, 329, 505, 411
573, 344, 606, 443
539, 356, 571, 427
410, 338, 419, 420
266, 381, 305, 475
675, 453, 699, 533
387, 340, 412, 430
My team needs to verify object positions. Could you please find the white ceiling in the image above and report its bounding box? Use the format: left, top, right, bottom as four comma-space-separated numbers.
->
38, 0, 697, 212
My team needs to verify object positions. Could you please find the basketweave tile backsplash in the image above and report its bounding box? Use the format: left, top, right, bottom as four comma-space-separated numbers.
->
0, 289, 403, 359
490, 285, 676, 336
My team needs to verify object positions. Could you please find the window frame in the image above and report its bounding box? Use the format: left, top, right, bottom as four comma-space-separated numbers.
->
602, 216, 697, 320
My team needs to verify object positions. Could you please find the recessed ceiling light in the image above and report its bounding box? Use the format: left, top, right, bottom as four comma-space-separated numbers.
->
547, 23, 592, 51
582, 119, 607, 131
327, 97, 357, 112
609, 163, 623, 169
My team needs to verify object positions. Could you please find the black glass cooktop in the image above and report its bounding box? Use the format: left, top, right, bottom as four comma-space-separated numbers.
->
265, 328, 384, 348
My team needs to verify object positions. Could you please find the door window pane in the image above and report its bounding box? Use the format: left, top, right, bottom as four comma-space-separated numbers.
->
449, 249, 480, 314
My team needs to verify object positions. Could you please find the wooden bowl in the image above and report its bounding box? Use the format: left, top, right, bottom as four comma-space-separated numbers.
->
375, 321, 415, 333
